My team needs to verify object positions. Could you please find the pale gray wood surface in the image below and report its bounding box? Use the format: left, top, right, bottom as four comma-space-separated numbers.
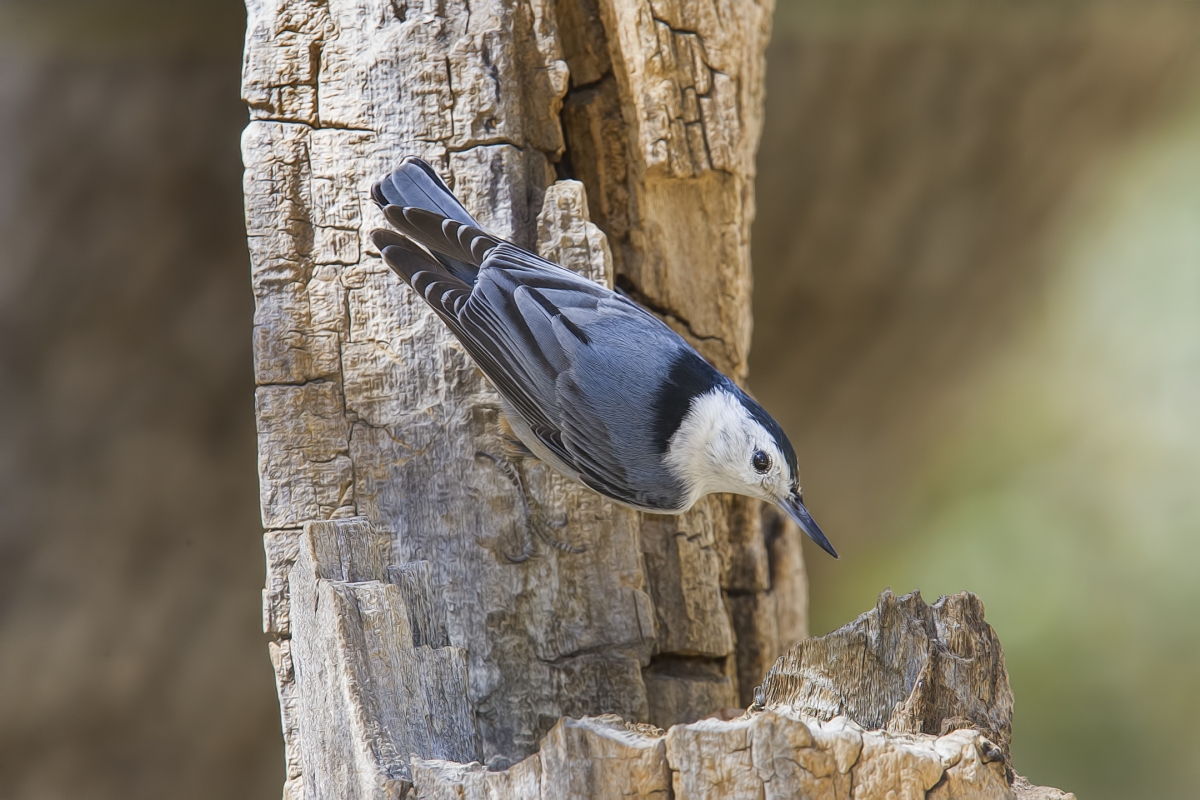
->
288, 519, 476, 798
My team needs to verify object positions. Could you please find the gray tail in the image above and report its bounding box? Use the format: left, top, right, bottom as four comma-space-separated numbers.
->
371, 229, 474, 326
370, 157, 501, 288
370, 156, 479, 228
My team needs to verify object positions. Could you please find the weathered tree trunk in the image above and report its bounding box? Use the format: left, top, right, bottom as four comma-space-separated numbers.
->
411, 586, 1076, 799
240, 1, 1073, 798
242, 0, 800, 794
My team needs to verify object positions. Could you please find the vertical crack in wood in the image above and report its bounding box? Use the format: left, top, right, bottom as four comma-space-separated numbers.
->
552, 0, 793, 729
289, 518, 478, 797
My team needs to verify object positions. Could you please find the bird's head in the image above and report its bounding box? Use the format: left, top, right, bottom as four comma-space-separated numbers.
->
664, 386, 838, 558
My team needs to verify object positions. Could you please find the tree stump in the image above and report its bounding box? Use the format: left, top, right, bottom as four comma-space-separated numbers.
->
275, 518, 1072, 799
240, 0, 1074, 797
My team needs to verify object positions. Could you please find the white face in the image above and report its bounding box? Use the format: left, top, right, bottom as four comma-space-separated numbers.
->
665, 389, 796, 507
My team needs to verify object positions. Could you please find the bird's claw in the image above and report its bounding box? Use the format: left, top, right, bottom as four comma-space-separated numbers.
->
503, 538, 535, 563
531, 508, 582, 553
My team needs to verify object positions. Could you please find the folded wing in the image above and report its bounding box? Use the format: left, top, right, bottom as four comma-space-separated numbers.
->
372, 166, 680, 508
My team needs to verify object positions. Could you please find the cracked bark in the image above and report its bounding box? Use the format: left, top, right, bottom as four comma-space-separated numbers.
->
243, 0, 799, 796
412, 589, 1075, 800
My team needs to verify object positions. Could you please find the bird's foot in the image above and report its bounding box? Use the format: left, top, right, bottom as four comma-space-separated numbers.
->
475, 450, 584, 560
529, 505, 584, 555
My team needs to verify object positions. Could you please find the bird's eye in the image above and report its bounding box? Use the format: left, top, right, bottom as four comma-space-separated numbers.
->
752, 449, 771, 474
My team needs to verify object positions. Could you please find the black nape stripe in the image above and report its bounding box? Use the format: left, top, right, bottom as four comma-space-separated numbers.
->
650, 349, 724, 454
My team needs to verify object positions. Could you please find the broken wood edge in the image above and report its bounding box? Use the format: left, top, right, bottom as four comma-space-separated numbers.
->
411, 711, 1076, 799
278, 516, 1073, 799
755, 587, 1014, 755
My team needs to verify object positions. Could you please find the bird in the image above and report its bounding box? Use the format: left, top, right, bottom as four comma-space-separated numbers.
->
369, 156, 838, 560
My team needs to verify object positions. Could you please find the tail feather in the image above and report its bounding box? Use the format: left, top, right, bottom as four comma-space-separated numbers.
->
371, 157, 501, 286
371, 229, 438, 285
371, 156, 479, 228
371, 229, 473, 324
382, 206, 498, 274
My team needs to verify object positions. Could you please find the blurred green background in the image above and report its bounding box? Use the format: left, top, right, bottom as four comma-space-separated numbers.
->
753, 3, 1200, 799
1, 0, 1197, 798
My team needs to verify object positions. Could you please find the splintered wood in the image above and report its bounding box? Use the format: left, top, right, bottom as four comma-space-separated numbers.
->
269, 518, 1074, 800
413, 712, 1024, 800
756, 589, 1015, 753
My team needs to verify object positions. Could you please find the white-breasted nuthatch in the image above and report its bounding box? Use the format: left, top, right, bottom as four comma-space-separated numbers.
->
370, 157, 838, 559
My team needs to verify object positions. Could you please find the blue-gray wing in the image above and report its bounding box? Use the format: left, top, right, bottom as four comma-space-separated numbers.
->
367, 158, 672, 501
455, 245, 685, 508
373, 204, 690, 509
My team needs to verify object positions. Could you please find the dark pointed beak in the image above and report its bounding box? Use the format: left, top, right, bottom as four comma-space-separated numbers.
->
779, 492, 838, 559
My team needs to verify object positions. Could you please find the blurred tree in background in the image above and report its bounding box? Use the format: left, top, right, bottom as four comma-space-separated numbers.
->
0, 1, 281, 798
751, 3, 1200, 799
1, 0, 1198, 798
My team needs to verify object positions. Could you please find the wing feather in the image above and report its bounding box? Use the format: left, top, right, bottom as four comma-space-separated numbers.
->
372, 159, 683, 508
447, 244, 662, 501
